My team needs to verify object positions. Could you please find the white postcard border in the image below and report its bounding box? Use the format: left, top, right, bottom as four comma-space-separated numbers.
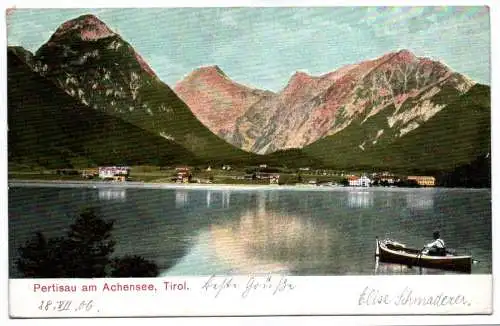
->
8, 275, 494, 317
1, 0, 499, 325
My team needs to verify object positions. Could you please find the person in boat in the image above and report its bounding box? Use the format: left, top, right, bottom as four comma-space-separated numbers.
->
423, 231, 446, 256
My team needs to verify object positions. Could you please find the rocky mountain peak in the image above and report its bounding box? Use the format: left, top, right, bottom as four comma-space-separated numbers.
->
282, 70, 317, 93
394, 49, 417, 62
51, 14, 115, 42
290, 70, 315, 81
177, 65, 232, 87
174, 64, 272, 139
292, 70, 312, 78
192, 65, 228, 78
36, 14, 158, 79
383, 49, 448, 73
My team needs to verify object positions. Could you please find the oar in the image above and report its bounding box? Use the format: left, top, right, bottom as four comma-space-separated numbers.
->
416, 246, 426, 268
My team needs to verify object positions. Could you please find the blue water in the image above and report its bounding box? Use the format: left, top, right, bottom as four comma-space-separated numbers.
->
8, 185, 492, 276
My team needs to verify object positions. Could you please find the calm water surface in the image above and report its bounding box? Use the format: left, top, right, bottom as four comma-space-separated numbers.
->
8, 185, 492, 277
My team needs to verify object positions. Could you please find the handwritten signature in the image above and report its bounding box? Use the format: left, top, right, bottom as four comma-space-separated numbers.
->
201, 274, 295, 298
358, 286, 471, 307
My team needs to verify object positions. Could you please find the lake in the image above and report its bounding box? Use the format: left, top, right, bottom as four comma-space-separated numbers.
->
8, 184, 492, 277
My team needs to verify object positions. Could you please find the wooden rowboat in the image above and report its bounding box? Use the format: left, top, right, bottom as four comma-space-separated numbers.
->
375, 238, 473, 273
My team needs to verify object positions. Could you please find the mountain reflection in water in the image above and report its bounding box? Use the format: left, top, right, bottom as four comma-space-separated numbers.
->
162, 210, 343, 276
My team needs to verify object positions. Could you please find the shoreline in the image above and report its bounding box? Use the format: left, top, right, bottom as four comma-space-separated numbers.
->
8, 179, 490, 192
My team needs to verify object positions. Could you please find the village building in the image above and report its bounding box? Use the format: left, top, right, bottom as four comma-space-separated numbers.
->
176, 167, 191, 183
270, 175, 280, 184
98, 166, 130, 182
407, 176, 436, 187
347, 175, 372, 187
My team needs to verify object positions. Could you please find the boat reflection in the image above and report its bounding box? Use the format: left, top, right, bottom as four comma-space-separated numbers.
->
98, 188, 126, 201
374, 258, 413, 274
347, 190, 374, 208
374, 258, 456, 275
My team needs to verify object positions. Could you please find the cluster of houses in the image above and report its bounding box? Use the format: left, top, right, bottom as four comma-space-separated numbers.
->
77, 164, 436, 188
241, 172, 280, 184
345, 173, 436, 187
81, 166, 130, 182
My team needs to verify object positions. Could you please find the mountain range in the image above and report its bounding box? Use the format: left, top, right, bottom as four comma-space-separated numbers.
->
175, 42, 490, 173
8, 14, 491, 179
176, 50, 479, 153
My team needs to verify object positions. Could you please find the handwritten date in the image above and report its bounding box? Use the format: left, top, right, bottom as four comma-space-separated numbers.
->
38, 300, 96, 313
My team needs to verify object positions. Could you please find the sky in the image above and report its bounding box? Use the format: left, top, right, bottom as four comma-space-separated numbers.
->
6, 6, 491, 91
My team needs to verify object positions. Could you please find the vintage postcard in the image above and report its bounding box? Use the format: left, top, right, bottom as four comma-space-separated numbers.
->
3, 0, 497, 322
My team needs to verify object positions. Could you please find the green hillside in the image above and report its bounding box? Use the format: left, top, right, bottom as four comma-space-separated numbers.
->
264, 148, 324, 168
380, 84, 490, 172
8, 47, 200, 169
